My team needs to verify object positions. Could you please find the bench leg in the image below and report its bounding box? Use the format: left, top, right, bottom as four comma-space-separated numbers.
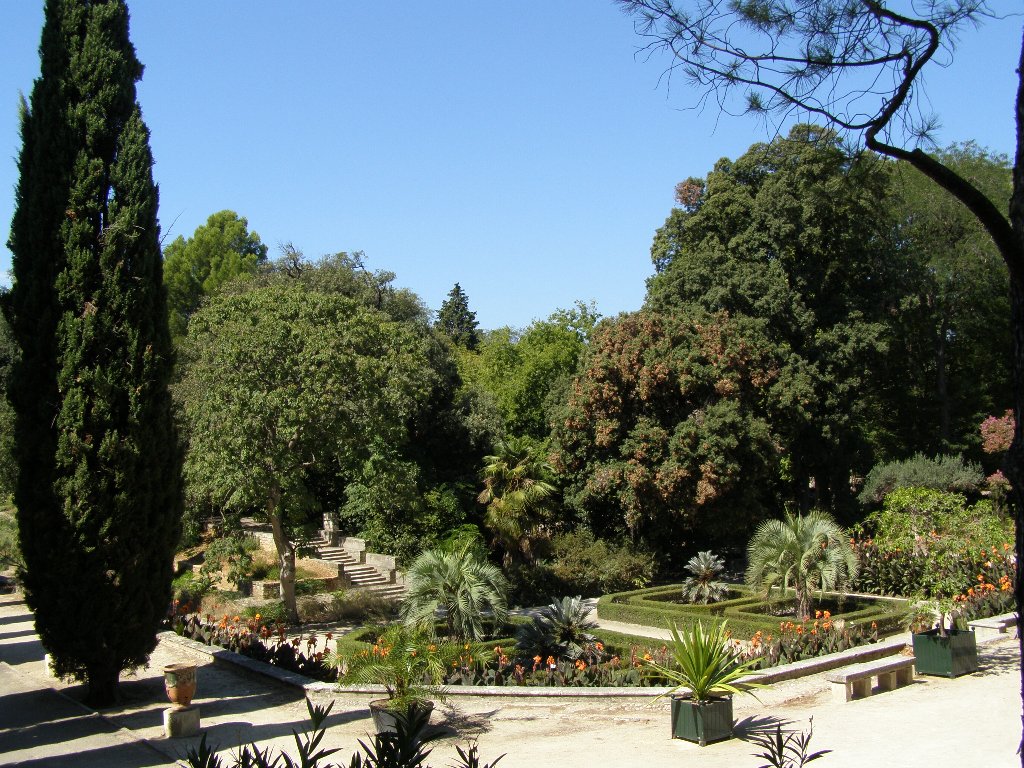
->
896, 666, 914, 686
849, 678, 871, 700
877, 671, 897, 692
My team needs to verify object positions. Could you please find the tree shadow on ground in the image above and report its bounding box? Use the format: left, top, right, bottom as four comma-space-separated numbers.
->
972, 640, 1020, 678
431, 703, 497, 738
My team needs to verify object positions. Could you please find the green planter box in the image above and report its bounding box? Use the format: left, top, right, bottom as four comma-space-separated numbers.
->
670, 694, 733, 746
912, 628, 978, 678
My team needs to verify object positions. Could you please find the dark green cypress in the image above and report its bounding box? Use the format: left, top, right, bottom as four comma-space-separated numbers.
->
5, 0, 181, 706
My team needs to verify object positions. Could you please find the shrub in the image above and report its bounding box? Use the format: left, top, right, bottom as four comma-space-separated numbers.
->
679, 551, 729, 604
200, 534, 259, 591
548, 530, 656, 596
858, 454, 983, 507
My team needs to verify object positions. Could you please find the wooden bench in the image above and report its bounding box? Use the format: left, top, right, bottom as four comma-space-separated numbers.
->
825, 656, 915, 702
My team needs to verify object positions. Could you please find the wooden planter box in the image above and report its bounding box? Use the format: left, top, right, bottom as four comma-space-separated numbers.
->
912, 628, 978, 678
670, 694, 733, 746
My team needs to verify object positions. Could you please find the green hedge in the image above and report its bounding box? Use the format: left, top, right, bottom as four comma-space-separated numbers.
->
598, 584, 907, 640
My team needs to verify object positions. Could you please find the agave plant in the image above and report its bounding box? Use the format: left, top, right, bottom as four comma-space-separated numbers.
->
647, 620, 763, 702
516, 595, 598, 660
680, 551, 729, 604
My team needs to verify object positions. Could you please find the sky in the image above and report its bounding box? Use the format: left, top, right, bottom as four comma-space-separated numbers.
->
0, 3, 1021, 331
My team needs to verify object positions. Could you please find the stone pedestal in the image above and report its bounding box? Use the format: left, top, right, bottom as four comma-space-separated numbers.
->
164, 705, 201, 738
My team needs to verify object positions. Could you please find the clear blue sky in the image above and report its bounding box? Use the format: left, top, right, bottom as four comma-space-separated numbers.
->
1, 3, 1020, 330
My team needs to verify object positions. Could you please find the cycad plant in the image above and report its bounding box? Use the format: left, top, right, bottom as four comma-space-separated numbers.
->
746, 510, 859, 621
516, 596, 599, 660
401, 544, 509, 642
680, 551, 730, 604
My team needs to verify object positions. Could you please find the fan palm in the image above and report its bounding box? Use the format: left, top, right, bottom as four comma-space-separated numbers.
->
745, 510, 859, 621
401, 544, 509, 642
477, 436, 556, 566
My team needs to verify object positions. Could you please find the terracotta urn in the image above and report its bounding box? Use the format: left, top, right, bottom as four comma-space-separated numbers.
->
163, 663, 198, 709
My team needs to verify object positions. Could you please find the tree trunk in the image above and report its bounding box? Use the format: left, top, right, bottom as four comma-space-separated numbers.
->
84, 662, 121, 708
1008, 29, 1024, 765
935, 319, 951, 448
795, 588, 811, 623
267, 482, 298, 624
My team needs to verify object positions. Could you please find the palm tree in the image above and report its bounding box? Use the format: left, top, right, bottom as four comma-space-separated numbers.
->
745, 510, 859, 621
401, 544, 510, 642
477, 436, 556, 567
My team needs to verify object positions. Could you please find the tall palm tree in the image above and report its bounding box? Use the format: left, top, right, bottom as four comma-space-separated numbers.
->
745, 510, 859, 620
401, 544, 510, 641
477, 436, 556, 566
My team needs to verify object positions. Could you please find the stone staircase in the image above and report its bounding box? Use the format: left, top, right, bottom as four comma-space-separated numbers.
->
307, 533, 407, 602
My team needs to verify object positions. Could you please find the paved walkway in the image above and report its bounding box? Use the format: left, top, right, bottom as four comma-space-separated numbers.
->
1, 591, 1021, 767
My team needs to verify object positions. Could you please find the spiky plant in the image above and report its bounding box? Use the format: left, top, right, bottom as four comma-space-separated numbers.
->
746, 510, 859, 620
516, 595, 599, 660
646, 620, 763, 702
680, 551, 730, 604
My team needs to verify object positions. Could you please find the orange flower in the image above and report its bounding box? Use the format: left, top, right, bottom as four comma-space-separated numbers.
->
822, 610, 831, 620
533, 655, 542, 664
595, 642, 604, 652
815, 610, 822, 619
575, 659, 587, 671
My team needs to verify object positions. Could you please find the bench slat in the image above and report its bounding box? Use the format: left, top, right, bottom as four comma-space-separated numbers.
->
825, 656, 914, 684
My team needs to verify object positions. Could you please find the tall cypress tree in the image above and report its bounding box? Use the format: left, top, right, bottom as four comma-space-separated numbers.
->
5, 0, 181, 706
436, 282, 480, 350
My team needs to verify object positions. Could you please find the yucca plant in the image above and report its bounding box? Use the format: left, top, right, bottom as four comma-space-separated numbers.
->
515, 596, 599, 661
680, 551, 730, 604
647, 620, 763, 702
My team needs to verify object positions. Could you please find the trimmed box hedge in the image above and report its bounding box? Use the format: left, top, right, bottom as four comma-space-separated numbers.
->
598, 584, 907, 639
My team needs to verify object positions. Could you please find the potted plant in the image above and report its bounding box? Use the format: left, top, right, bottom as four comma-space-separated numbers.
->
328, 624, 458, 734
907, 593, 978, 678
645, 620, 763, 746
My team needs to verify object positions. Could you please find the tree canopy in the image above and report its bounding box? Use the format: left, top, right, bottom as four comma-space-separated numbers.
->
163, 209, 267, 337
436, 282, 480, 350
178, 279, 434, 620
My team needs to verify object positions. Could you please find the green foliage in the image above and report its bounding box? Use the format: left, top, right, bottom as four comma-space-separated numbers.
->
435, 283, 479, 350
885, 144, 1013, 455
554, 307, 790, 558
478, 436, 556, 566
162, 210, 267, 338
858, 454, 984, 507
748, 718, 830, 768
854, 487, 1014, 630
178, 279, 434, 621
545, 529, 655, 596
746, 511, 858, 621
329, 624, 459, 713
201, 534, 259, 591
645, 125, 907, 514
646, 620, 762, 702
6, 0, 181, 705
401, 545, 510, 641
460, 302, 598, 438
0, 505, 23, 574
515, 596, 599, 661
680, 551, 729, 605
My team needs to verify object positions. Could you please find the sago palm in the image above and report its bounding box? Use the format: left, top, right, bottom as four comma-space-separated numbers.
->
516, 595, 599, 661
401, 544, 510, 642
477, 436, 556, 566
745, 510, 859, 621
680, 551, 730, 605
